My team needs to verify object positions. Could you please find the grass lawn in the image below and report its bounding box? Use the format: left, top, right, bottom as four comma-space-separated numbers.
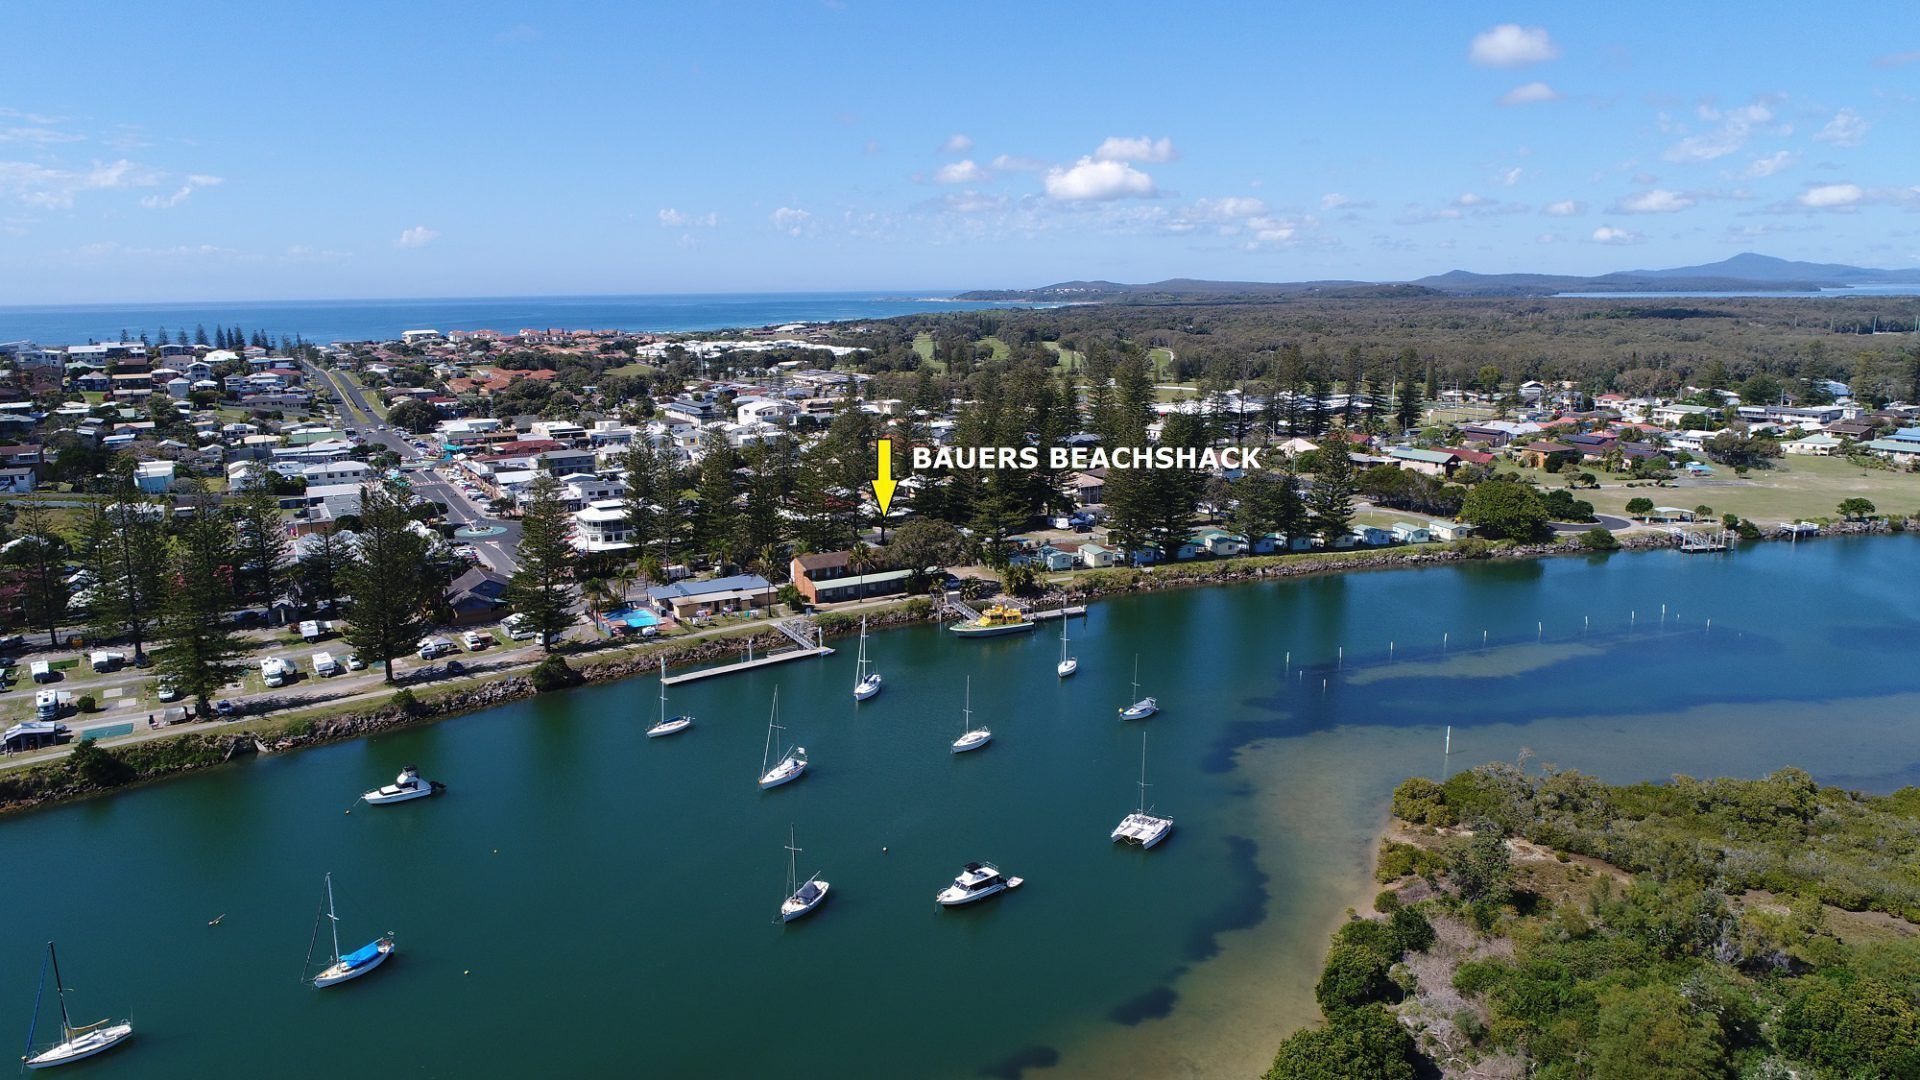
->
912, 331, 935, 361
342, 372, 388, 419
603, 361, 657, 378
1041, 341, 1085, 371
1148, 347, 1176, 378
1511, 454, 1920, 524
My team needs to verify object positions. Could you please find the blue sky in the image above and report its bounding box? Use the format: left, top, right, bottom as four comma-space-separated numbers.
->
2, 2, 1917, 302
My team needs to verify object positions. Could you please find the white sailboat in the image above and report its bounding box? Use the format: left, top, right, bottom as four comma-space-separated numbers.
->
19, 941, 133, 1070
852, 615, 883, 700
306, 873, 394, 988
1118, 654, 1158, 720
1056, 612, 1078, 678
647, 658, 693, 737
1111, 731, 1174, 848
777, 825, 830, 923
950, 675, 991, 753
758, 689, 808, 789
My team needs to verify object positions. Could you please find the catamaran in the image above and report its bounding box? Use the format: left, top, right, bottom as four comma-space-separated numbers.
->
935, 861, 1024, 906
306, 873, 394, 988
777, 825, 830, 923
950, 675, 991, 753
648, 658, 693, 737
852, 616, 883, 700
1056, 613, 1078, 678
1118, 655, 1159, 720
950, 603, 1035, 638
19, 941, 133, 1070
758, 689, 808, 790
360, 765, 441, 805
1111, 731, 1174, 848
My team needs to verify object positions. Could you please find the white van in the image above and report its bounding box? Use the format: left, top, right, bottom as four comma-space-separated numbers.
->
312, 652, 340, 677
502, 614, 536, 641
261, 657, 291, 688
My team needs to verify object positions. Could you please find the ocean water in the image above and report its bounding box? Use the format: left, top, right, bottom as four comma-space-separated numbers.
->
0, 292, 1046, 347
3, 537, 1919, 1078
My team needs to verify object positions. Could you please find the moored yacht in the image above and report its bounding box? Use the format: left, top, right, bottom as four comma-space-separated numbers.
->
777, 825, 830, 923
852, 616, 883, 700
307, 873, 394, 988
1111, 731, 1173, 848
1118, 654, 1158, 721
1056, 613, 1078, 678
935, 861, 1023, 906
19, 942, 133, 1071
950, 676, 990, 753
758, 689, 808, 789
360, 765, 440, 805
647, 658, 693, 737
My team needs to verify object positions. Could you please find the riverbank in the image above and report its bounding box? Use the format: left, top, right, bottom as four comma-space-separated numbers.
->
2, 522, 1903, 816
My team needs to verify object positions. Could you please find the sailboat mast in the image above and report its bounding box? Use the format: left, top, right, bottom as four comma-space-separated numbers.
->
785, 825, 800, 895
762, 689, 780, 772
325, 873, 342, 963
48, 940, 72, 1041
658, 658, 667, 723
963, 676, 972, 733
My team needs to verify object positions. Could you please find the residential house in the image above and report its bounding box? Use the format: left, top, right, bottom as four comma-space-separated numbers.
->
1386, 445, 1455, 477
644, 574, 773, 619
1784, 433, 1841, 456
571, 500, 635, 553
1516, 441, 1577, 469
1348, 524, 1390, 547
1077, 542, 1118, 568
1391, 521, 1432, 544
445, 567, 511, 625
133, 460, 176, 493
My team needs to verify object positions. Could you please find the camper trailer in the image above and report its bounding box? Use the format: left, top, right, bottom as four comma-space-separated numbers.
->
312, 652, 340, 677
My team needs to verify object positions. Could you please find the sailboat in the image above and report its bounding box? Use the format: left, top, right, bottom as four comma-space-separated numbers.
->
19, 942, 133, 1070
1111, 731, 1174, 848
1118, 654, 1159, 720
852, 616, 883, 700
647, 658, 693, 737
1056, 612, 1078, 678
758, 688, 808, 789
950, 675, 991, 753
306, 873, 394, 988
777, 825, 830, 923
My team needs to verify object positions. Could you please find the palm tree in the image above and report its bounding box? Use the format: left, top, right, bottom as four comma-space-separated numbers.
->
752, 543, 785, 583
636, 555, 665, 589
848, 541, 875, 576
580, 577, 612, 628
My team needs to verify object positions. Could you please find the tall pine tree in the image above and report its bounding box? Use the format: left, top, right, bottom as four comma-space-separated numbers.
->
340, 482, 436, 683
504, 473, 579, 652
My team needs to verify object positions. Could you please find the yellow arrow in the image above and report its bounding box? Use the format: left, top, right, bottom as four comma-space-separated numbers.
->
871, 437, 898, 516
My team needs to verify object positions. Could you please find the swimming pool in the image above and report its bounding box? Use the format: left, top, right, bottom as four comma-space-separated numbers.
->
605, 607, 661, 630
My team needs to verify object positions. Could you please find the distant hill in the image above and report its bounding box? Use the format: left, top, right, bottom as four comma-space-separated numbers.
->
958, 253, 1920, 302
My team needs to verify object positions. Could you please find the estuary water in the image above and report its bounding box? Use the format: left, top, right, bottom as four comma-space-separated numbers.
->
4, 537, 1920, 1078
0, 292, 1043, 346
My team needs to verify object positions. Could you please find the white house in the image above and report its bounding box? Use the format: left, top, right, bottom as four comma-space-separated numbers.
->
1391, 521, 1432, 544
571, 499, 635, 553
302, 460, 373, 487
134, 460, 177, 493
1077, 542, 1118, 568
1784, 433, 1841, 456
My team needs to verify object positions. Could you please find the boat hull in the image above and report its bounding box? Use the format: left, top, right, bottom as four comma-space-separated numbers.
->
950, 730, 991, 753
23, 1024, 134, 1069
936, 882, 1006, 905
1119, 699, 1159, 721
362, 784, 435, 805
759, 761, 807, 789
313, 940, 393, 988
780, 881, 831, 922
950, 622, 1035, 638
647, 717, 693, 738
1057, 659, 1078, 677
853, 676, 882, 700
1112, 814, 1174, 848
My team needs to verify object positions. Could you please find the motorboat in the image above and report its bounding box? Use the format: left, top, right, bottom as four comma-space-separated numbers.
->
1111, 731, 1173, 848
950, 676, 990, 754
647, 658, 693, 738
307, 874, 394, 988
935, 861, 1023, 906
19, 942, 133, 1070
1056, 613, 1078, 678
777, 826, 830, 923
1118, 654, 1158, 721
852, 616, 883, 700
950, 603, 1035, 638
360, 765, 440, 805
758, 689, 808, 790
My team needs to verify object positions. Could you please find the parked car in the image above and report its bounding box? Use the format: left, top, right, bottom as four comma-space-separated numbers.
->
445, 660, 465, 676
155, 678, 181, 702
214, 699, 237, 716
417, 637, 454, 660
344, 654, 366, 671
461, 630, 489, 651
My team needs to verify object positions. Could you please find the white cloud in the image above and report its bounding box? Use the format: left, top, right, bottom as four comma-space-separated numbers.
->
1453, 192, 1490, 207
989, 153, 1048, 172
1092, 136, 1178, 163
1543, 199, 1584, 216
1043, 157, 1157, 201
1188, 196, 1269, 220
1498, 82, 1562, 106
1320, 192, 1366, 210
1744, 150, 1797, 178
140, 173, 222, 209
1469, 25, 1560, 67
1798, 183, 1863, 208
1615, 188, 1694, 213
938, 133, 973, 155
0, 158, 162, 208
1662, 102, 1773, 163
933, 159, 988, 184
0, 126, 85, 144
1591, 225, 1644, 245
1498, 167, 1523, 187
657, 208, 717, 227
396, 225, 440, 248
1876, 50, 1920, 68
1536, 233, 1562, 244
1812, 108, 1867, 147
770, 206, 813, 235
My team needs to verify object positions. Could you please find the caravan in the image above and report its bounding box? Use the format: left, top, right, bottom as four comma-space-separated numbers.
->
312, 652, 340, 677
261, 657, 293, 687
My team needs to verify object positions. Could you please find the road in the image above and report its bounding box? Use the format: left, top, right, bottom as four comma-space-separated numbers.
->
1551, 514, 1633, 534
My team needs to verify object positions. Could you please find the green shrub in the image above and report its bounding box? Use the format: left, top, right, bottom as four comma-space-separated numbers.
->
1376, 840, 1448, 883
389, 689, 420, 715
65, 739, 135, 788
529, 656, 582, 692
1578, 527, 1619, 551
1776, 977, 1920, 1077
1265, 1005, 1420, 1080
1315, 942, 1398, 1016
1391, 776, 1456, 825
75, 694, 96, 713
1387, 906, 1436, 955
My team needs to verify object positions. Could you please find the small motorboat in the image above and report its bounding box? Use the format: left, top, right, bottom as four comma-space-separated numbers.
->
360, 765, 440, 805
936, 861, 1023, 906
950, 676, 990, 754
778, 826, 830, 923
19, 942, 134, 1071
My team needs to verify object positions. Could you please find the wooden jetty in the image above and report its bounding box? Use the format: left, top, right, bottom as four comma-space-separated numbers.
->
660, 618, 829, 686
